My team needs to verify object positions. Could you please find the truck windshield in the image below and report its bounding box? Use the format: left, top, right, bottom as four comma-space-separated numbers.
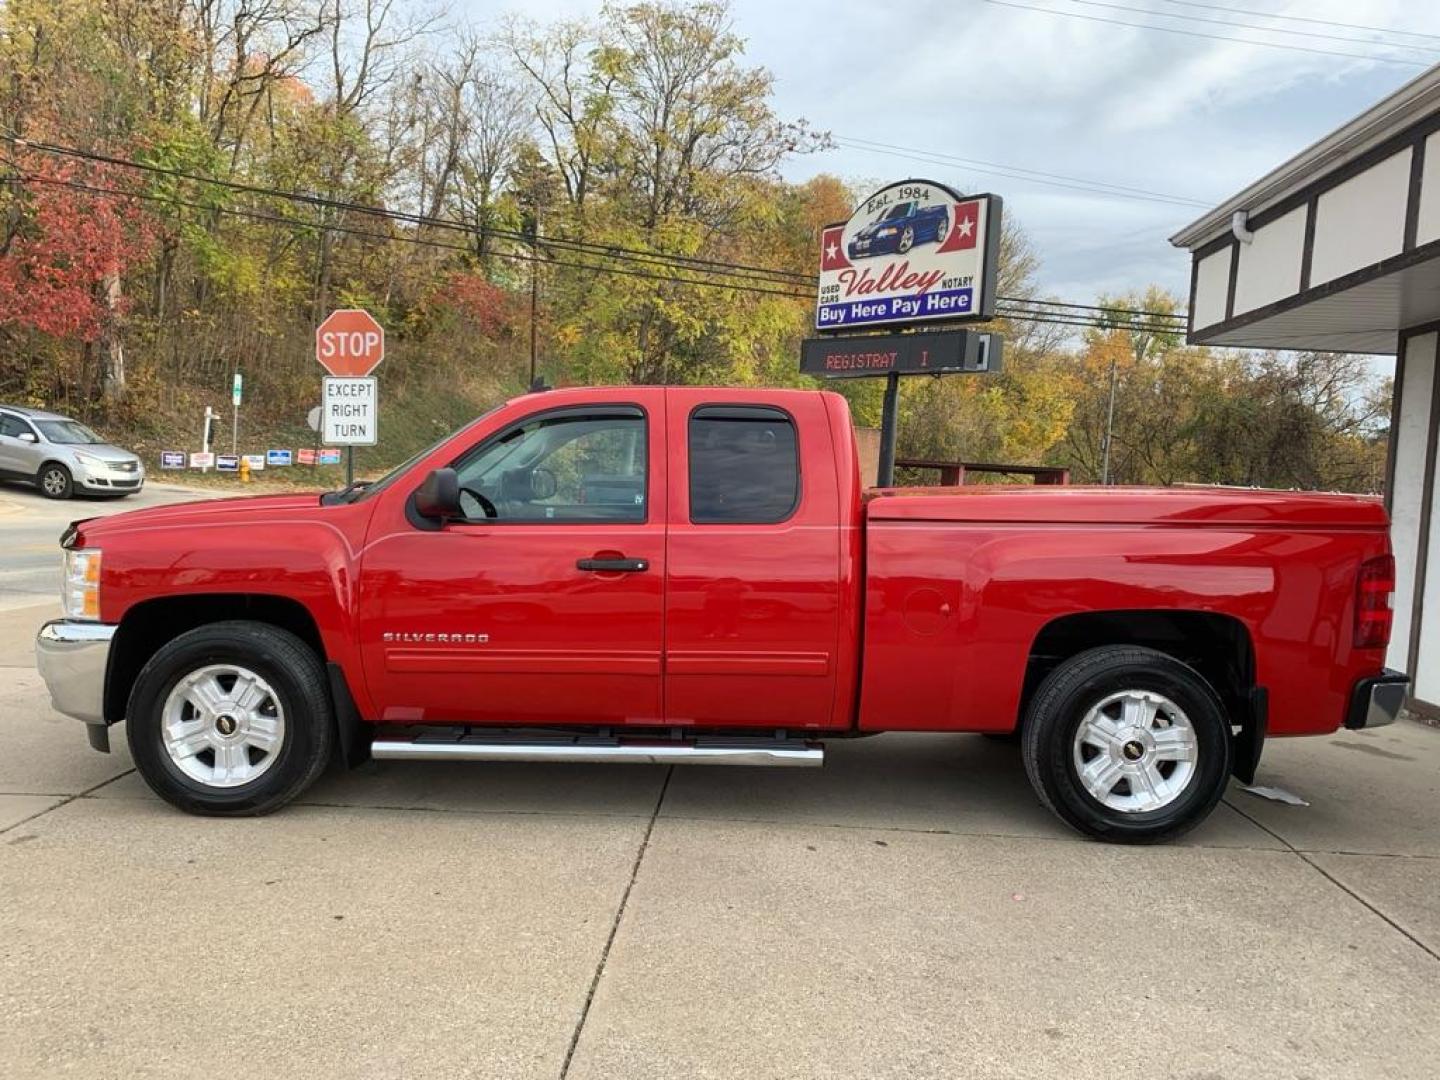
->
36, 420, 103, 444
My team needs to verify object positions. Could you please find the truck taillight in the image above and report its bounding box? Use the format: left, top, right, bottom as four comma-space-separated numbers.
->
1354, 555, 1395, 650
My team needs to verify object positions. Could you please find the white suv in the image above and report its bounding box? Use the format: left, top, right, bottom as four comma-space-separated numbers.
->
0, 405, 145, 499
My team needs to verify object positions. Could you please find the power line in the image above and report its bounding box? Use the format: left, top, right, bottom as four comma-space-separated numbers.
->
981, 0, 1432, 65
1153, 0, 1440, 44
12, 171, 1196, 337
3, 152, 1189, 333
1067, 0, 1440, 54
1, 174, 818, 301
3, 171, 1189, 333
835, 135, 1214, 207
0, 133, 810, 291
831, 138, 1210, 208
2, 131, 1192, 323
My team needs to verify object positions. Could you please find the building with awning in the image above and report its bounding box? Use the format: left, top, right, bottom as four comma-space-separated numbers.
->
1170, 64, 1440, 718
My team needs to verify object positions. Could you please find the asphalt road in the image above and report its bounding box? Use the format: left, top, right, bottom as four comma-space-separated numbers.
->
1, 490, 1438, 1078
0, 482, 217, 612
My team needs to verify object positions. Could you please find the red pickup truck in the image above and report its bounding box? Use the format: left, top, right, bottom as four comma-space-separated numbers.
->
35, 386, 1407, 842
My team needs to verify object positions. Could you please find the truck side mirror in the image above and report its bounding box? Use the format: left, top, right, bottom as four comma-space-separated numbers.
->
18, 432, 37, 443
414, 467, 460, 522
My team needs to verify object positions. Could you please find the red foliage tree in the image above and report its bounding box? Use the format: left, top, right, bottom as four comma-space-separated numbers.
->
431, 270, 518, 337
0, 155, 155, 342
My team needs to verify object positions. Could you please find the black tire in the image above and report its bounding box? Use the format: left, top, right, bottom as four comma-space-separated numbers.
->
125, 620, 334, 816
38, 462, 72, 499
1021, 646, 1232, 844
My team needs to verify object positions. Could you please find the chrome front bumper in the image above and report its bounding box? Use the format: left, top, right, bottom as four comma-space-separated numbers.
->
1345, 669, 1409, 730
35, 620, 116, 727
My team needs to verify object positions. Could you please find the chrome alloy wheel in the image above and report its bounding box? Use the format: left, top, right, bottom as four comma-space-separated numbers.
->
1071, 690, 1198, 813
898, 226, 915, 253
160, 664, 286, 788
41, 468, 67, 496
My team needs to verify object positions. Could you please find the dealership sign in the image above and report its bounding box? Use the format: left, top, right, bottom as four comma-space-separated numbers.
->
816, 180, 1001, 333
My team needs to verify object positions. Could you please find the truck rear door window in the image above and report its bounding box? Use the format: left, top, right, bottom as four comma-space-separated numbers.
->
688, 406, 799, 524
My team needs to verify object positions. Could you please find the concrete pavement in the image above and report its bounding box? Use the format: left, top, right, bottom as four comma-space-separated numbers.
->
2, 601, 1438, 1078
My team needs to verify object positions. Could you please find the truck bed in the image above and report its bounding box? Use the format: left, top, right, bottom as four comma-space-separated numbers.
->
858, 484, 1391, 738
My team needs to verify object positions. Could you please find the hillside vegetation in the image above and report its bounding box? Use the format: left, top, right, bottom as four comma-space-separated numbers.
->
0, 0, 1388, 490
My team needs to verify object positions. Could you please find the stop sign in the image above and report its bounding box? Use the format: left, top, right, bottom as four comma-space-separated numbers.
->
315, 309, 385, 378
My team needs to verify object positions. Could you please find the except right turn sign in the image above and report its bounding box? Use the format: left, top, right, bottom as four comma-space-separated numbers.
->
316, 309, 383, 447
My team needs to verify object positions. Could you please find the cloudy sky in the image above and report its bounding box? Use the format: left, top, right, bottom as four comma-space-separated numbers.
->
459, 0, 1440, 314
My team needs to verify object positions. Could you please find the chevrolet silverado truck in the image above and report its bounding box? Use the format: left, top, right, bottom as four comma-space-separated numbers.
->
34, 386, 1408, 842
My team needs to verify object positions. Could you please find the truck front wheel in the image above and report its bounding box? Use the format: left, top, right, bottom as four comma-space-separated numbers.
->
125, 621, 334, 815
1021, 646, 1232, 843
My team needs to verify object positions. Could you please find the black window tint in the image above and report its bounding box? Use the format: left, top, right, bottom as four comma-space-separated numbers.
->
0, 417, 30, 443
452, 409, 647, 523
688, 407, 799, 524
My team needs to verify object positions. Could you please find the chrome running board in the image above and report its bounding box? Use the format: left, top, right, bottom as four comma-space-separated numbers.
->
371, 731, 824, 767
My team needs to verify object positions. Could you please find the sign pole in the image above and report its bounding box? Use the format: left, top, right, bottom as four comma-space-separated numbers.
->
230, 372, 242, 455
877, 372, 901, 488
346, 446, 354, 487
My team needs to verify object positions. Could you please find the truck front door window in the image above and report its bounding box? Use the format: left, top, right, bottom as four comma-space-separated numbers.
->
452, 411, 646, 523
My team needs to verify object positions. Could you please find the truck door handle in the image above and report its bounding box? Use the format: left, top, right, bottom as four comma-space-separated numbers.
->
577, 557, 649, 573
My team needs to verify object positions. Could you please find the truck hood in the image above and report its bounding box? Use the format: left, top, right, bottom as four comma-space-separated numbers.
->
69, 493, 329, 546
866, 485, 1389, 528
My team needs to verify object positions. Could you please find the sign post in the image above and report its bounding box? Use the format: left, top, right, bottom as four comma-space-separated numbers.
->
315, 309, 385, 487
231, 372, 243, 454
809, 179, 1004, 486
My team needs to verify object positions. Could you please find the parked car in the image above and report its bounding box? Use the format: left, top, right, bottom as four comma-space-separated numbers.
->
0, 405, 145, 499
34, 386, 1404, 842
847, 200, 950, 258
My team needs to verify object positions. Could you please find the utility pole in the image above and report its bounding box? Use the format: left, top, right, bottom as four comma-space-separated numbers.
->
528, 207, 539, 388
1100, 355, 1118, 485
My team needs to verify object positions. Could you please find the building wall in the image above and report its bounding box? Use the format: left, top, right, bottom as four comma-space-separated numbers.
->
1404, 332, 1440, 706
1309, 148, 1412, 286
1189, 128, 1440, 339
1389, 331, 1435, 686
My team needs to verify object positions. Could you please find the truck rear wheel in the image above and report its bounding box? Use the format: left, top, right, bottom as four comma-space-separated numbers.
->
1021, 646, 1232, 843
125, 621, 334, 816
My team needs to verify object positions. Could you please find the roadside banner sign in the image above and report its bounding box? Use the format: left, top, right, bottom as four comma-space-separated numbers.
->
242, 454, 266, 472
232, 372, 243, 405
266, 449, 293, 467
189, 452, 215, 470
318, 448, 342, 465
316, 309, 385, 377
160, 451, 185, 469
216, 454, 239, 472
816, 180, 1001, 332
297, 448, 318, 465
322, 376, 378, 445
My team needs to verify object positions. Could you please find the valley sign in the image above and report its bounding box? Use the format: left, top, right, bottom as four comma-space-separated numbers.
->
816, 180, 1001, 332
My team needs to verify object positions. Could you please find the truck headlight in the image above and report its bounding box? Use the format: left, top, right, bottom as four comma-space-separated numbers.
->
63, 549, 102, 620
73, 451, 104, 468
